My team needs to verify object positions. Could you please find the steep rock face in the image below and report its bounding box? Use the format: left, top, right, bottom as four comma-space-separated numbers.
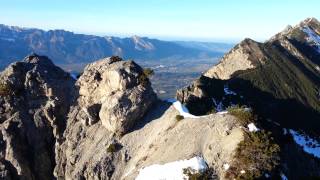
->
76, 56, 157, 134
0, 54, 75, 179
176, 76, 226, 115
204, 38, 266, 80
55, 56, 157, 179
177, 18, 320, 178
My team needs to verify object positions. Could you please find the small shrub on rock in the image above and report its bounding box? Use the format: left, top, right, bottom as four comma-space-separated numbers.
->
109, 56, 123, 63
139, 68, 154, 86
227, 105, 256, 125
0, 81, 11, 96
226, 130, 280, 179
206, 108, 216, 115
175, 115, 184, 121
183, 167, 217, 180
143, 68, 154, 77
107, 143, 116, 153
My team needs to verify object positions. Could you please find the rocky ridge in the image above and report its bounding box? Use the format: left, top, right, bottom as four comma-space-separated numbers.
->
204, 38, 266, 80
0, 54, 245, 180
177, 18, 320, 179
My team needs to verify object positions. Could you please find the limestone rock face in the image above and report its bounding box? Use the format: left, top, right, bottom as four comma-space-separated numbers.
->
76, 56, 157, 134
0, 54, 75, 180
204, 38, 265, 80
54, 56, 157, 179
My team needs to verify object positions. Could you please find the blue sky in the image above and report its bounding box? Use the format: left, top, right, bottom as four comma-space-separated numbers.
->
0, 0, 319, 42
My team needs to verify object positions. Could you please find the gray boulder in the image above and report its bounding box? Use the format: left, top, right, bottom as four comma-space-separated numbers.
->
76, 56, 157, 135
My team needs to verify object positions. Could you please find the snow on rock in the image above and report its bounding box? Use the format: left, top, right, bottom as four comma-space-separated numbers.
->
280, 173, 288, 180
223, 163, 230, 170
302, 26, 320, 53
135, 156, 207, 180
224, 85, 237, 95
243, 107, 252, 112
166, 99, 199, 118
212, 98, 224, 112
289, 129, 320, 158
283, 128, 288, 135
217, 111, 228, 115
248, 123, 259, 132
70, 73, 78, 80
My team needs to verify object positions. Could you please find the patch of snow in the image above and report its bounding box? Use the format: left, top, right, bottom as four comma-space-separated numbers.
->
217, 111, 228, 115
289, 129, 320, 158
265, 173, 270, 178
136, 156, 207, 180
243, 107, 252, 112
248, 123, 259, 132
283, 128, 288, 135
280, 173, 288, 180
70, 73, 78, 80
166, 99, 199, 118
224, 85, 237, 95
223, 163, 230, 170
212, 98, 224, 112
302, 26, 320, 53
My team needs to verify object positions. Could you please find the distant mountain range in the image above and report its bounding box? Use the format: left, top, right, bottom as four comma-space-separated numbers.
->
0, 24, 233, 69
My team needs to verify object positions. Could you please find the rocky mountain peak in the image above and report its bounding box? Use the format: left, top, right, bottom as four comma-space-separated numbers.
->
204, 38, 265, 80
270, 17, 320, 41
131, 35, 155, 51
0, 54, 75, 179
299, 17, 320, 27
205, 18, 320, 81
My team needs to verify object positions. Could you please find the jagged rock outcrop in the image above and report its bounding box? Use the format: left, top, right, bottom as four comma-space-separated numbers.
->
76, 56, 157, 134
55, 56, 157, 179
204, 38, 266, 80
0, 54, 75, 179
176, 76, 226, 115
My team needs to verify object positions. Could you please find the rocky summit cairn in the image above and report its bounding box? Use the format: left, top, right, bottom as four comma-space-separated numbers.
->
0, 54, 75, 180
76, 56, 157, 135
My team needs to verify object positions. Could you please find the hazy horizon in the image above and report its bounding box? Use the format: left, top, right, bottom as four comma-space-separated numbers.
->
1, 0, 319, 43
